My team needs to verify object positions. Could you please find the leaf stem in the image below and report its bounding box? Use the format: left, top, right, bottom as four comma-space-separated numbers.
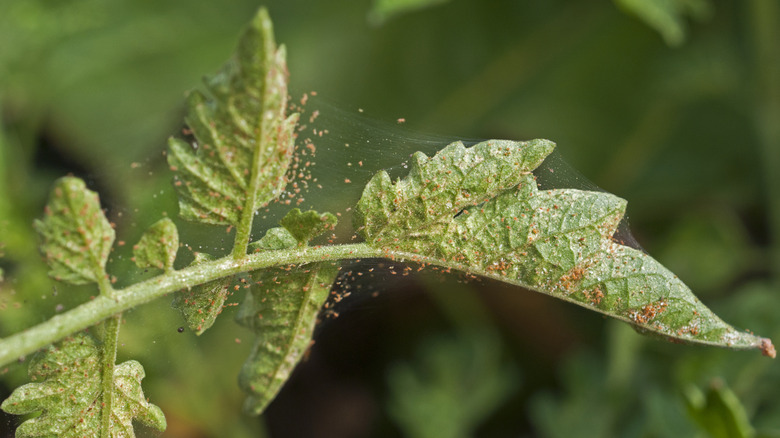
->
0, 243, 378, 368
232, 213, 254, 260
1, 238, 773, 368
99, 314, 121, 437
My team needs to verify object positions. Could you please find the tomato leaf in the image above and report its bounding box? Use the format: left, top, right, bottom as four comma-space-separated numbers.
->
236, 209, 339, 414
132, 217, 178, 271
279, 208, 338, 245
172, 252, 232, 335
0, 333, 165, 437
356, 139, 775, 356
167, 8, 297, 226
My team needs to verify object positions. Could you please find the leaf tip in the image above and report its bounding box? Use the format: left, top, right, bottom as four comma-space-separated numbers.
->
253, 7, 273, 32
760, 338, 776, 359
526, 138, 556, 167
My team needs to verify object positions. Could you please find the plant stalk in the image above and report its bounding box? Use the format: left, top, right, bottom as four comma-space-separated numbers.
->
0, 243, 378, 368
99, 314, 122, 437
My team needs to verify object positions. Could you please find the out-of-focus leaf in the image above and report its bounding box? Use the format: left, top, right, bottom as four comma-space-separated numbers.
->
0, 333, 165, 437
132, 217, 178, 271
530, 351, 617, 438
356, 139, 775, 355
167, 8, 297, 226
368, 0, 452, 25
387, 331, 518, 438
614, 0, 712, 46
530, 333, 701, 438
685, 381, 755, 438
33, 176, 114, 286
656, 212, 756, 293
172, 252, 232, 335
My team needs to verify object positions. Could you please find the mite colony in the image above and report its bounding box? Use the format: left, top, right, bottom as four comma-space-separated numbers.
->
280, 91, 322, 207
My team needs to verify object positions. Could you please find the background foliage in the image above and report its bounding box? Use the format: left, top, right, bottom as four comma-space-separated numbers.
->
1, 0, 778, 437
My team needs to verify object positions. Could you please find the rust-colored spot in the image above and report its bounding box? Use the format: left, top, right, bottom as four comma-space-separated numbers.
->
760, 338, 776, 359
630, 299, 668, 324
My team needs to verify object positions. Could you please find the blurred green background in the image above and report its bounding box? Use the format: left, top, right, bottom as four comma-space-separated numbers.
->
1, 0, 779, 437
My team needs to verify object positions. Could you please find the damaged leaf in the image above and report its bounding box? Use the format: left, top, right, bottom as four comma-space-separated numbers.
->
0, 333, 165, 437
167, 8, 297, 226
132, 217, 179, 271
236, 209, 339, 414
356, 139, 774, 356
172, 252, 232, 335
34, 177, 114, 286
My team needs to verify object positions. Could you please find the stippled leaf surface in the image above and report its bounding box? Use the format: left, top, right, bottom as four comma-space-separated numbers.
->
172, 252, 232, 335
167, 8, 297, 226
356, 139, 554, 248
132, 217, 178, 271
0, 333, 165, 437
278, 208, 338, 244
34, 177, 114, 285
236, 262, 337, 415
236, 210, 339, 414
357, 139, 775, 356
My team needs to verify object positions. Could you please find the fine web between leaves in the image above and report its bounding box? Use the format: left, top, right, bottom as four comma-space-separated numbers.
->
283, 93, 643, 246
282, 92, 643, 252
284, 93, 774, 358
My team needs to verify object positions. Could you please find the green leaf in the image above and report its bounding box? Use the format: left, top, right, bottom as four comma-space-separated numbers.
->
685, 381, 755, 438
355, 139, 555, 247
172, 252, 232, 335
34, 176, 114, 286
235, 213, 340, 414
248, 227, 298, 253
356, 139, 775, 355
368, 0, 452, 25
236, 262, 338, 415
279, 208, 338, 244
167, 7, 298, 226
0, 333, 166, 437
132, 218, 178, 271
387, 331, 518, 438
614, 0, 711, 46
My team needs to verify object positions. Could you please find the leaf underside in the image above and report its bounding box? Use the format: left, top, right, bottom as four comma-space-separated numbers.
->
237, 261, 337, 415
167, 8, 297, 226
0, 334, 165, 437
172, 252, 232, 335
357, 139, 775, 356
34, 177, 114, 285
279, 208, 338, 244
132, 217, 179, 271
236, 210, 340, 415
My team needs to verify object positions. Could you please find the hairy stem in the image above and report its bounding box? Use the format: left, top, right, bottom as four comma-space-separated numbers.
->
2, 237, 773, 368
0, 243, 378, 368
99, 314, 121, 436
